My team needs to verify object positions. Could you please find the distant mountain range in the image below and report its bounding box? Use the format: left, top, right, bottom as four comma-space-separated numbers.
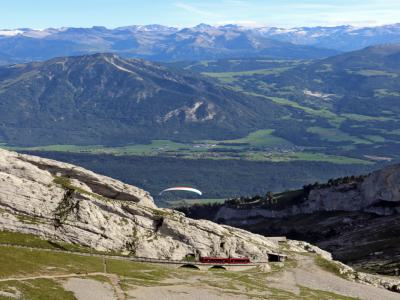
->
1, 23, 400, 64
0, 53, 285, 146
255, 23, 400, 51
0, 24, 349, 64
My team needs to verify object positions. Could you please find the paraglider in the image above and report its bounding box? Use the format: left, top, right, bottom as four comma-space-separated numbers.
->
159, 187, 202, 196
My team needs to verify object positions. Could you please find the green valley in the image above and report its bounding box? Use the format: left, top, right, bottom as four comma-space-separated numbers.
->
1, 46, 400, 207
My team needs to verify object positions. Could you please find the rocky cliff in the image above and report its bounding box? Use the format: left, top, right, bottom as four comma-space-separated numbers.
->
0, 148, 288, 260
215, 164, 400, 222
181, 164, 400, 275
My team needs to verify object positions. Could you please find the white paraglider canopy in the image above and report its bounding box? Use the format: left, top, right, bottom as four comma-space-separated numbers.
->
159, 187, 202, 196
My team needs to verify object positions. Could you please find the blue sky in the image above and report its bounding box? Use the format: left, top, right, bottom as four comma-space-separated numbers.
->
1, 0, 400, 29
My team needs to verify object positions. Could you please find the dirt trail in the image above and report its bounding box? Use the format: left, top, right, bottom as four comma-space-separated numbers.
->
268, 255, 400, 300
108, 274, 126, 300
0, 272, 102, 282
63, 277, 116, 300
128, 284, 250, 300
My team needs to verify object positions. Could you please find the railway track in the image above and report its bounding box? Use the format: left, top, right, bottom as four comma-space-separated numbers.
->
0, 243, 267, 267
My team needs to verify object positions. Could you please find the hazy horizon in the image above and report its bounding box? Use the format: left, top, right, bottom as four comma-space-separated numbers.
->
1, 0, 399, 30
1, 21, 400, 32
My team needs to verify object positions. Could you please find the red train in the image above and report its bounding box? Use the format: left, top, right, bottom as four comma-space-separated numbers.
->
200, 257, 250, 264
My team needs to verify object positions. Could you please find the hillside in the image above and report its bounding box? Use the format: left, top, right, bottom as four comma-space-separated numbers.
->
179, 164, 400, 276
1, 240, 399, 300
0, 53, 286, 146
262, 44, 400, 117
0, 25, 339, 64
1, 50, 398, 167
190, 44, 400, 162
0, 148, 283, 258
259, 45, 400, 156
0, 148, 399, 299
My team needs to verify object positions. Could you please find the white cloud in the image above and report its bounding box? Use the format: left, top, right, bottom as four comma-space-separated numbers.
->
174, 2, 223, 18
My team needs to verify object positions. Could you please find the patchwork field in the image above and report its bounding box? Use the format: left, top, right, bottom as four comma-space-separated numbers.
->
2, 127, 375, 165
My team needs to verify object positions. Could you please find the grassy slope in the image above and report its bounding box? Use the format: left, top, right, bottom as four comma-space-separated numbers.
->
0, 230, 358, 300
0, 279, 75, 300
197, 57, 400, 164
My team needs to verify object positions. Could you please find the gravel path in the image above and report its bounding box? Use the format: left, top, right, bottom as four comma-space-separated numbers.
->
128, 284, 249, 300
0, 273, 95, 282
268, 255, 400, 300
63, 278, 116, 300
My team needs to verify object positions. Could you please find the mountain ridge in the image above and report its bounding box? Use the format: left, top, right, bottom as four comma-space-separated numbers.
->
0, 24, 342, 64
1, 22, 400, 65
0, 53, 286, 146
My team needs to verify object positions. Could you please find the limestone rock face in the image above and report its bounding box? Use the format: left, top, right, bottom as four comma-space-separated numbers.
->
0, 149, 282, 260
305, 164, 400, 215
286, 240, 332, 261
215, 164, 400, 222
361, 164, 400, 204
15, 150, 156, 207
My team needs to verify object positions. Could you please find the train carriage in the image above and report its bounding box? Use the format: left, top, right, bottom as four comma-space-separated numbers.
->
200, 257, 250, 264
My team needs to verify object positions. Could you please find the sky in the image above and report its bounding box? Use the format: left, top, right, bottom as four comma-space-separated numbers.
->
1, 0, 400, 29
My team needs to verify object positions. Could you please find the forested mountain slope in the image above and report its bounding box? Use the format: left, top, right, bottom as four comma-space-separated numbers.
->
0, 53, 286, 146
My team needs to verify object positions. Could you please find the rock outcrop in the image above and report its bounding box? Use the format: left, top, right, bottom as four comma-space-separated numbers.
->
215, 164, 400, 222
0, 149, 282, 260
180, 164, 399, 277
